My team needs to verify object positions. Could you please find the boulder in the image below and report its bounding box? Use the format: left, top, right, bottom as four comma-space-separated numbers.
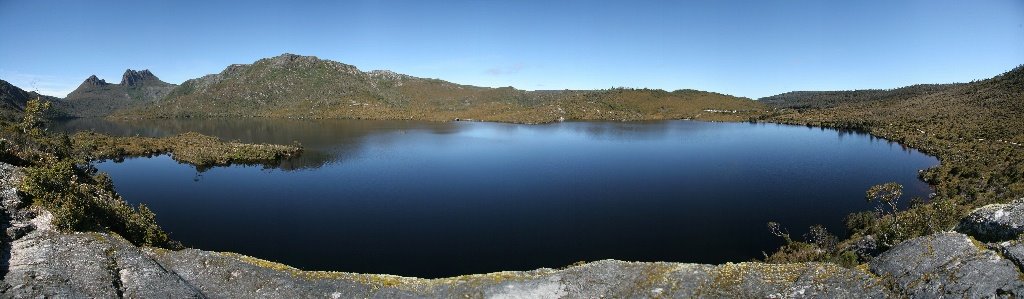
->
956, 199, 1024, 242
995, 240, 1024, 273
869, 232, 1024, 297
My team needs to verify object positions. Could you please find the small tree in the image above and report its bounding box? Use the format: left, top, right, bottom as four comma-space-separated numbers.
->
866, 182, 903, 245
21, 97, 51, 136
767, 221, 792, 243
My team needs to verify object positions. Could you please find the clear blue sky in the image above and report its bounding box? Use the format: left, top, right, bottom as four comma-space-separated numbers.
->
1, 0, 1021, 99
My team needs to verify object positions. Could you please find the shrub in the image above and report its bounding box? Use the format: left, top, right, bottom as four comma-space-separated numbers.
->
844, 211, 880, 236
764, 222, 859, 267
18, 158, 174, 247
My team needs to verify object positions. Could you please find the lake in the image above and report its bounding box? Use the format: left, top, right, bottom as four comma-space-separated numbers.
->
54, 118, 939, 278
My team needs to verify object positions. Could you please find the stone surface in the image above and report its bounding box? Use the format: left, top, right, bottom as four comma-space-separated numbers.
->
869, 232, 1024, 297
956, 199, 1024, 242
120, 69, 160, 86
81, 75, 110, 87
147, 251, 890, 298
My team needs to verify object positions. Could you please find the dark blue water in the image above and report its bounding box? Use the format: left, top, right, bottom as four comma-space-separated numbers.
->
57, 119, 938, 278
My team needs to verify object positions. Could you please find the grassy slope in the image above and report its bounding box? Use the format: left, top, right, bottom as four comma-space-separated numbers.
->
114, 54, 767, 123
759, 66, 1024, 263
766, 66, 1024, 203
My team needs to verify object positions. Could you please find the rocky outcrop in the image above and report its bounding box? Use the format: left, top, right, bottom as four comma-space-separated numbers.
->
120, 69, 160, 86
80, 75, 111, 87
869, 232, 1024, 297
995, 240, 1024, 273
956, 198, 1024, 242
148, 252, 889, 298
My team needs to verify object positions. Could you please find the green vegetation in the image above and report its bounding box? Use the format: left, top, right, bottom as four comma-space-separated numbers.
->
764, 222, 858, 268
72, 131, 302, 170
2, 98, 172, 247
112, 54, 766, 123
762, 65, 1023, 262
865, 182, 904, 239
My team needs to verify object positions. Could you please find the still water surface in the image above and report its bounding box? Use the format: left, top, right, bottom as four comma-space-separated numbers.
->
55, 119, 938, 278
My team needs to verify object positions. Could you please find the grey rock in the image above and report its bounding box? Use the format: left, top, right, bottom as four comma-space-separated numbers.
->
0, 226, 891, 298
81, 75, 110, 87
120, 69, 160, 86
149, 251, 890, 298
3, 231, 202, 298
956, 199, 1024, 242
995, 240, 1024, 273
869, 232, 1024, 297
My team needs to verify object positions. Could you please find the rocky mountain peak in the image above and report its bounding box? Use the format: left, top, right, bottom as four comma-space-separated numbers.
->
83, 75, 110, 86
264, 53, 320, 67
121, 69, 159, 86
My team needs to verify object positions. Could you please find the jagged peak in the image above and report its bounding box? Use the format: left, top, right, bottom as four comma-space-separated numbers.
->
368, 70, 411, 81
121, 69, 160, 86
82, 75, 110, 86
261, 53, 321, 66
256, 53, 360, 72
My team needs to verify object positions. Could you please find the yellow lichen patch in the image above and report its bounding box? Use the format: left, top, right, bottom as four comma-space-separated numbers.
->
432, 270, 536, 286
226, 252, 425, 289
855, 263, 871, 273
967, 236, 990, 252
341, 273, 418, 289
147, 247, 172, 257
230, 253, 301, 274
706, 262, 807, 289
635, 263, 687, 297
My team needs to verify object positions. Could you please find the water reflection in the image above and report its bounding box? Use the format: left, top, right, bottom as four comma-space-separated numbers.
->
54, 118, 464, 170
66, 119, 939, 278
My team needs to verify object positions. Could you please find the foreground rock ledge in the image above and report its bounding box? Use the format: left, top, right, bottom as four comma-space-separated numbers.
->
2, 224, 889, 297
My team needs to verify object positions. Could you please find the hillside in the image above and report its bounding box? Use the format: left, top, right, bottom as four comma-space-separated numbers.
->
0, 80, 32, 120
0, 80, 62, 121
769, 65, 1024, 198
757, 66, 1024, 264
114, 54, 765, 123
58, 69, 176, 118
759, 83, 962, 109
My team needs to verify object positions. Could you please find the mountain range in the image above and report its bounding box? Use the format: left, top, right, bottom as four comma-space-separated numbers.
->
0, 80, 61, 120
0, 54, 765, 123
56, 69, 177, 118
0, 53, 1020, 125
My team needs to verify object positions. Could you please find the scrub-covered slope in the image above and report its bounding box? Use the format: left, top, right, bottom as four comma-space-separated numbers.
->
115, 53, 765, 123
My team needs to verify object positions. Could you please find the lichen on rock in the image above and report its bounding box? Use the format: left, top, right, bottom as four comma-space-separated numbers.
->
956, 198, 1024, 242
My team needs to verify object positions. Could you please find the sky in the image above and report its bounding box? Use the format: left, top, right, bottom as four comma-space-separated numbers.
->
0, 0, 1021, 99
